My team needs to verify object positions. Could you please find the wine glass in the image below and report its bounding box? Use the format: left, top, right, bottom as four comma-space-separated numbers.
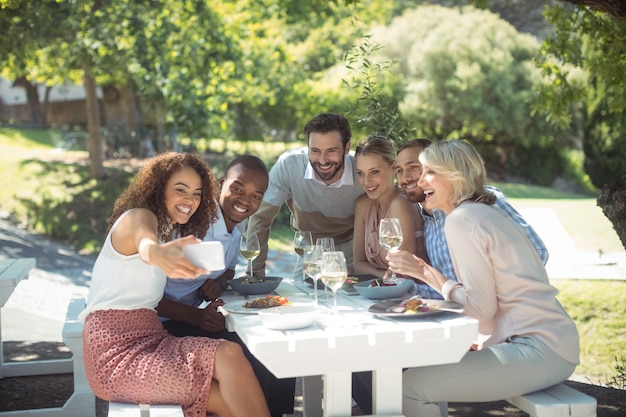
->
303, 245, 323, 305
320, 251, 347, 314
240, 233, 260, 280
315, 237, 335, 252
315, 238, 335, 299
379, 218, 403, 281
294, 231, 313, 257
293, 231, 313, 283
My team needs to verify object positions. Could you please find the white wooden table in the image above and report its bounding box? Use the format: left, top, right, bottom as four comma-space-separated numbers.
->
0, 257, 73, 379
221, 281, 478, 417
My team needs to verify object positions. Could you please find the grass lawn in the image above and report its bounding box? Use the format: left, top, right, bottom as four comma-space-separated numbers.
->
1, 127, 624, 385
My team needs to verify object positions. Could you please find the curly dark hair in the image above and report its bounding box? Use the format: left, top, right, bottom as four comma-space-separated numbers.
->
303, 112, 352, 148
106, 152, 219, 242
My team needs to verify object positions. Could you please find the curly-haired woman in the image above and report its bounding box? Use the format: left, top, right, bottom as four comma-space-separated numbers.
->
79, 152, 270, 417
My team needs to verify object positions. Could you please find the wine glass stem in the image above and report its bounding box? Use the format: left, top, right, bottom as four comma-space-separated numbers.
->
313, 279, 318, 305
248, 260, 252, 277
332, 291, 338, 312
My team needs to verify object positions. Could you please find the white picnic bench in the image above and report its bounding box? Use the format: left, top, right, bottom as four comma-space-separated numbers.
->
65, 298, 185, 417
506, 383, 597, 417
107, 403, 183, 417
10, 296, 594, 417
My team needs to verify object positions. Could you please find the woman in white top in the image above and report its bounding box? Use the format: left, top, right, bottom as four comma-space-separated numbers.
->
386, 140, 579, 417
79, 152, 270, 417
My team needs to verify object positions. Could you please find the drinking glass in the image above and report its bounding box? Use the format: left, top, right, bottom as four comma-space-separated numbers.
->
315, 237, 335, 252
320, 251, 347, 314
316, 238, 335, 299
240, 232, 260, 279
379, 218, 403, 280
294, 231, 313, 257
303, 245, 323, 305
293, 231, 313, 283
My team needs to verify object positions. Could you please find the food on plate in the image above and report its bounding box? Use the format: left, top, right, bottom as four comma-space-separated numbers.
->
390, 297, 441, 314
244, 295, 289, 309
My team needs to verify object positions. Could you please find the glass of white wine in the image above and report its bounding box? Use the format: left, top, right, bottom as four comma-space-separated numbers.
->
315, 237, 335, 299
320, 251, 347, 315
240, 232, 260, 279
379, 218, 403, 281
303, 245, 323, 305
294, 231, 313, 257
293, 231, 313, 283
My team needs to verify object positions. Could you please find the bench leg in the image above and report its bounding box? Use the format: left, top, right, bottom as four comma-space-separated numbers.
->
0, 299, 95, 417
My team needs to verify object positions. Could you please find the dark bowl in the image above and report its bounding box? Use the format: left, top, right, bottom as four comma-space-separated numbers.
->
228, 276, 282, 295
353, 278, 413, 300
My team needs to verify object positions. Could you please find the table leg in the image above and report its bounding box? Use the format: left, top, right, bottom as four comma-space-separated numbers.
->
323, 372, 352, 417
372, 368, 403, 415
302, 375, 323, 417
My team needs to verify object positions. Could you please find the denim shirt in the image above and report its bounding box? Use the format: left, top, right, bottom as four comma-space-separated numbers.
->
420, 186, 549, 291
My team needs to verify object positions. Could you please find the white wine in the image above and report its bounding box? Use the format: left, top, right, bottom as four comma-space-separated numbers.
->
240, 249, 260, 260
294, 246, 312, 257
380, 235, 403, 251
321, 271, 347, 291
304, 261, 321, 279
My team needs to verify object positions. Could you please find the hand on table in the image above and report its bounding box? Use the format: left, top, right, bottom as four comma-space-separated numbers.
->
196, 299, 226, 332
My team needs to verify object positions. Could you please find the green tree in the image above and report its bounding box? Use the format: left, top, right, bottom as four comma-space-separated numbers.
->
534, 1, 626, 249
373, 5, 567, 184
0, 0, 79, 127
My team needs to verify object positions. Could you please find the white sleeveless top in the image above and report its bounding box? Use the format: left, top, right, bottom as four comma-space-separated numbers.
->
79, 210, 166, 323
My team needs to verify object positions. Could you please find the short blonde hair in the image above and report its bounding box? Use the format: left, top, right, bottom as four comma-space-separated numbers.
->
419, 140, 495, 207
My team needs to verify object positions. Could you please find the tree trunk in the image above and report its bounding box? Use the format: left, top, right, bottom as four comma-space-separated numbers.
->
120, 82, 143, 155
84, 71, 105, 179
12, 76, 46, 128
597, 169, 626, 251
559, 0, 626, 19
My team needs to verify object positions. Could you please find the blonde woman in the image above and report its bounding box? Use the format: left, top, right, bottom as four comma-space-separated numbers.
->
352, 135, 428, 276
387, 140, 579, 417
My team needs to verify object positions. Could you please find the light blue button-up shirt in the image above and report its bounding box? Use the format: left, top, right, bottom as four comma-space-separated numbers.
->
163, 204, 244, 309
419, 185, 549, 300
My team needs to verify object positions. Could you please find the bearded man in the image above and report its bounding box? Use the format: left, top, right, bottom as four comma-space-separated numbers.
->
248, 112, 364, 277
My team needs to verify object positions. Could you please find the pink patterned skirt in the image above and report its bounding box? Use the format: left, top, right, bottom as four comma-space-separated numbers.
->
83, 308, 224, 417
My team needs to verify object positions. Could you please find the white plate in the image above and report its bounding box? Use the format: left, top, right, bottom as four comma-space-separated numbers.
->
221, 297, 314, 315
368, 298, 463, 318
221, 300, 260, 314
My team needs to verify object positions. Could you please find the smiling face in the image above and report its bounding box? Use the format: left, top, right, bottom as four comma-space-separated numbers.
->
355, 153, 395, 200
308, 131, 350, 184
164, 166, 203, 225
219, 163, 269, 231
417, 163, 456, 215
395, 145, 426, 204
